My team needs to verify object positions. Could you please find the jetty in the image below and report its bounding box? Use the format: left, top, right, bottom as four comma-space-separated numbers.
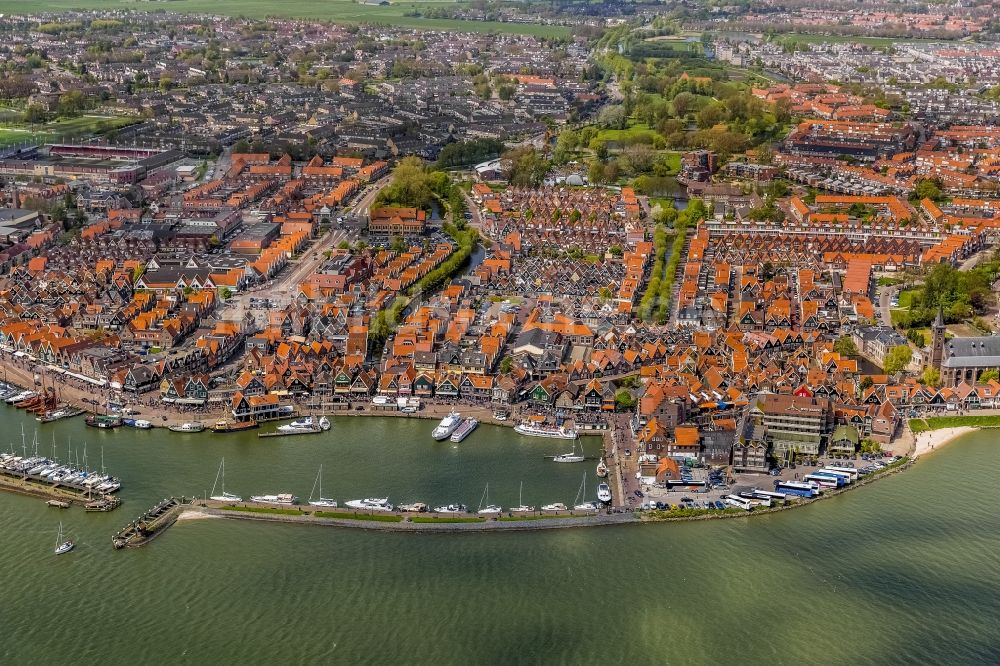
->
112, 497, 187, 549
258, 428, 325, 438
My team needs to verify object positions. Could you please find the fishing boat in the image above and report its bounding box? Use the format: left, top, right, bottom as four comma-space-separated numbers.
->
54, 522, 74, 555
168, 421, 204, 433
212, 419, 258, 433
552, 439, 585, 464
307, 465, 338, 508
596, 459, 609, 478
477, 483, 501, 515
399, 502, 428, 513
344, 498, 393, 512
432, 411, 462, 441
541, 502, 567, 512
597, 482, 613, 504
85, 414, 121, 429
209, 458, 242, 503
249, 493, 297, 505
433, 503, 467, 514
450, 417, 478, 443
511, 481, 534, 512
514, 421, 578, 440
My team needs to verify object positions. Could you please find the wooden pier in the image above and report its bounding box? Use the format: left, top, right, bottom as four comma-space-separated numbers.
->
112, 497, 186, 549
258, 428, 323, 438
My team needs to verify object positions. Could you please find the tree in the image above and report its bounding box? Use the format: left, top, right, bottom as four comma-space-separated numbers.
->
614, 389, 636, 411
503, 147, 549, 187
56, 90, 89, 117
833, 336, 859, 358
859, 376, 874, 392
22, 104, 49, 124
912, 178, 943, 202
978, 369, 999, 383
859, 438, 882, 455
596, 104, 627, 129
883, 345, 912, 374
219, 287, 232, 300
337, 240, 350, 250
390, 235, 407, 253
921, 367, 941, 387
499, 356, 513, 373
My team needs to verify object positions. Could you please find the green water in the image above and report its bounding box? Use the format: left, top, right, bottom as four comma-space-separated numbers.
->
2, 407, 1000, 665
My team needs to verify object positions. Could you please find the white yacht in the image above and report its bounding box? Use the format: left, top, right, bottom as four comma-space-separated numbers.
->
541, 502, 567, 512
597, 482, 613, 503
209, 458, 242, 503
510, 482, 534, 512
574, 501, 600, 512
399, 502, 428, 513
307, 465, 338, 508
344, 498, 393, 512
553, 439, 585, 463
433, 503, 467, 514
133, 419, 153, 429
249, 493, 297, 505
168, 421, 204, 433
432, 411, 462, 440
596, 460, 609, 478
54, 523, 74, 555
476, 483, 501, 515
277, 415, 331, 433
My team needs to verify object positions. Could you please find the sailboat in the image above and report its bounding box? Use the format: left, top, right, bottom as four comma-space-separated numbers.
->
308, 464, 338, 508
511, 481, 534, 512
54, 522, 74, 555
553, 438, 584, 463
477, 482, 502, 515
573, 473, 599, 511
209, 458, 242, 503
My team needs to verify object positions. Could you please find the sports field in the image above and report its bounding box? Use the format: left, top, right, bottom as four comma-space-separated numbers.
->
0, 115, 137, 147
0, 0, 569, 38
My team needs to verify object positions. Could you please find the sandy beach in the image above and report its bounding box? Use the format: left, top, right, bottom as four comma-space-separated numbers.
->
912, 427, 977, 459
177, 510, 221, 522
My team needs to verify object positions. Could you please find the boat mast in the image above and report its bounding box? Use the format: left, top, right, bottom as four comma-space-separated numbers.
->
478, 483, 489, 512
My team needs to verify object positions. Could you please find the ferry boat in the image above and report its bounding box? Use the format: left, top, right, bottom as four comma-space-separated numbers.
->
596, 460, 609, 478
344, 498, 394, 512
85, 415, 121, 429
249, 493, 297, 505
514, 421, 578, 440
168, 422, 205, 433
450, 417, 478, 443
433, 503, 467, 514
597, 482, 612, 503
541, 502, 567, 512
432, 411, 462, 441
212, 419, 258, 433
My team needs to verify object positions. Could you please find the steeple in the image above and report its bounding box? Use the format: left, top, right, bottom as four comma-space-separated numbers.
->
933, 305, 945, 330
930, 305, 945, 371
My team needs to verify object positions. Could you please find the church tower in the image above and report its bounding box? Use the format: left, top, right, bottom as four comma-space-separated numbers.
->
930, 305, 945, 371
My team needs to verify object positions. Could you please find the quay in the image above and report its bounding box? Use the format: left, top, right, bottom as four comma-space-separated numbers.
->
258, 428, 324, 439
112, 497, 187, 549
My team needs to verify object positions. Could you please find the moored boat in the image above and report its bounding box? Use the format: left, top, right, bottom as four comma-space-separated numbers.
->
399, 502, 428, 512
433, 503, 467, 514
307, 465, 338, 508
541, 502, 567, 512
168, 421, 204, 433
432, 411, 462, 441
597, 482, 612, 503
450, 417, 478, 443
276, 415, 331, 433
212, 419, 258, 433
344, 498, 393, 512
596, 460, 609, 478
514, 421, 578, 440
85, 414, 121, 429
209, 458, 241, 503
249, 493, 297, 505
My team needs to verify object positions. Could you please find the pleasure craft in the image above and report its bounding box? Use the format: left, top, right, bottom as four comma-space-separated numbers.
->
432, 411, 462, 441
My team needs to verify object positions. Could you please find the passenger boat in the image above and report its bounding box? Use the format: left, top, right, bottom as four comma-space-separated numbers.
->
209, 458, 242, 503
541, 502, 567, 512
450, 417, 478, 443
54, 523, 74, 555
596, 460, 609, 478
168, 421, 205, 433
212, 419, 258, 433
307, 465, 338, 508
433, 503, 467, 514
514, 421, 578, 440
344, 498, 393, 512
85, 415, 121, 429
249, 493, 297, 505
597, 482, 613, 503
399, 502, 428, 513
432, 411, 462, 441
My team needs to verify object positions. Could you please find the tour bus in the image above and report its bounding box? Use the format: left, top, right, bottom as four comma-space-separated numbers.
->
804, 473, 843, 489
724, 495, 754, 511
737, 492, 772, 508
824, 466, 859, 481
774, 480, 820, 498
813, 470, 851, 486
751, 489, 788, 502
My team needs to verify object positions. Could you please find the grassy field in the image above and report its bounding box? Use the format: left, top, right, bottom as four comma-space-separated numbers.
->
0, 115, 137, 147
313, 510, 402, 522
409, 515, 486, 523
770, 33, 949, 48
221, 505, 305, 516
0, 0, 569, 38
909, 415, 1000, 434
